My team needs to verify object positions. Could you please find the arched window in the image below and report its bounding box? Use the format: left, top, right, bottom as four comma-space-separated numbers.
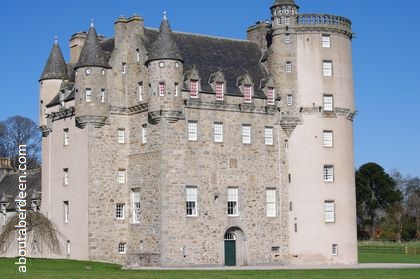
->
224, 232, 236, 240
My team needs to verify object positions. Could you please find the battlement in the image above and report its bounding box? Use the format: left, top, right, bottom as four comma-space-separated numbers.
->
297, 14, 352, 38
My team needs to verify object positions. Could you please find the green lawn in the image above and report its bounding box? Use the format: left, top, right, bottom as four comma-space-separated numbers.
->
0, 258, 419, 279
358, 241, 420, 263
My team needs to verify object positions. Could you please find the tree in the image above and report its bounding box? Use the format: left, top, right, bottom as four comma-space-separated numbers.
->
0, 116, 41, 170
356, 163, 402, 239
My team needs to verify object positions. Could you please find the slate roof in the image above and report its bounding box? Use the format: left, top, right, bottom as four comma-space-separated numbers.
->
75, 23, 111, 69
39, 41, 68, 81
145, 29, 268, 97
53, 24, 268, 102
46, 81, 75, 108
147, 16, 183, 63
0, 169, 41, 210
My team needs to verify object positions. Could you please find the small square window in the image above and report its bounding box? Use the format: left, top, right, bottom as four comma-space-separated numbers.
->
118, 243, 126, 254
324, 165, 334, 182
159, 82, 165, 97
332, 244, 338, 256
242, 124, 251, 144
118, 169, 126, 184
287, 94, 293, 106
323, 131, 333, 147
323, 95, 333, 111
322, 35, 331, 48
188, 121, 198, 141
325, 201, 335, 223
117, 129, 125, 144
323, 61, 332, 76
116, 204, 125, 220
214, 122, 223, 143
286, 62, 292, 73
265, 127, 273, 145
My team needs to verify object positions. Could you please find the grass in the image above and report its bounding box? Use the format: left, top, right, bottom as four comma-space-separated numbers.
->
358, 241, 420, 264
0, 258, 419, 279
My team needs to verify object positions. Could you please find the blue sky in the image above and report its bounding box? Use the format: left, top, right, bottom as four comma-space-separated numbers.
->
0, 0, 419, 177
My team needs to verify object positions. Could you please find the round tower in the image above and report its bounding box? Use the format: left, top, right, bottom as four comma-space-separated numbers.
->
267, 0, 357, 264
74, 20, 112, 128
39, 37, 68, 135
146, 12, 184, 123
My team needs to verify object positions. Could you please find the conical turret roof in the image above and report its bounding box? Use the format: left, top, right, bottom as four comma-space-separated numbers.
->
75, 21, 111, 69
271, 0, 299, 8
39, 38, 68, 81
147, 13, 183, 63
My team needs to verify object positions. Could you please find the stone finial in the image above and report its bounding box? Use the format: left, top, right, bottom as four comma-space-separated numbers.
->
163, 11, 167, 20
54, 35, 58, 45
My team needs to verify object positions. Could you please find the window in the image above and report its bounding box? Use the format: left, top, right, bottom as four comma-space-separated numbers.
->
63, 201, 69, 223
216, 82, 224, 100
132, 188, 141, 223
323, 61, 332, 76
66, 241, 71, 256
186, 186, 198, 216
116, 204, 125, 220
31, 200, 40, 212
142, 124, 147, 144
285, 16, 290, 25
188, 121, 198, 141
227, 187, 239, 216
265, 127, 274, 145
190, 80, 198, 98
243, 84, 252, 103
213, 122, 223, 143
122, 63, 126, 74
138, 82, 143, 102
266, 188, 277, 217
324, 201, 335, 223
100, 89, 105, 103
323, 95, 333, 111
322, 35, 331, 48
286, 61, 292, 73
159, 82, 165, 97
332, 244, 338, 256
63, 168, 69, 186
324, 165, 334, 182
242, 124, 251, 144
267, 87, 275, 105
118, 243, 126, 254
174, 82, 179, 97
63, 129, 69, 146
117, 129, 125, 144
287, 94, 293, 106
136, 48, 140, 62
323, 131, 333, 147
285, 34, 290, 44
285, 139, 289, 150
118, 169, 126, 184
85, 89, 92, 102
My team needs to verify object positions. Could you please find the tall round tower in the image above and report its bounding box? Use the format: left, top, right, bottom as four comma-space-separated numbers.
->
146, 13, 184, 123
39, 37, 68, 135
268, 0, 357, 264
74, 21, 112, 128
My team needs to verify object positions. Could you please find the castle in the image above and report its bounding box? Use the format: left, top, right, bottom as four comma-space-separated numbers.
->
38, 0, 357, 266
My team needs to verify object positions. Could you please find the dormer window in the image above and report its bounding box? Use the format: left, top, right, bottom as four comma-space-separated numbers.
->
190, 80, 198, 98
267, 87, 275, 106
216, 82, 224, 101
159, 82, 165, 97
243, 85, 252, 103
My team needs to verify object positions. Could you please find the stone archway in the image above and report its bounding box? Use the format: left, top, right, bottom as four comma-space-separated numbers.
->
224, 227, 246, 266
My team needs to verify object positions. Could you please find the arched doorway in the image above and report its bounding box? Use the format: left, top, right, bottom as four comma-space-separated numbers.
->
224, 227, 246, 266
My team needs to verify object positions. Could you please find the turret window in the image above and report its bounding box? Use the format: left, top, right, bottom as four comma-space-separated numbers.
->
122, 63, 126, 74
100, 89, 105, 103
174, 83, 179, 97
190, 80, 198, 98
324, 201, 335, 223
322, 35, 331, 48
323, 95, 333, 111
243, 85, 252, 103
85, 89, 92, 102
142, 124, 147, 144
139, 82, 143, 102
117, 129, 125, 144
136, 48, 140, 62
323, 61, 332, 76
216, 82, 224, 100
159, 82, 165, 97
323, 131, 333, 147
63, 129, 69, 146
267, 87, 275, 105
63, 168, 69, 186
287, 94, 293, 106
285, 34, 291, 44
286, 62, 292, 73
323, 165, 334, 182
285, 16, 291, 25
63, 201, 69, 223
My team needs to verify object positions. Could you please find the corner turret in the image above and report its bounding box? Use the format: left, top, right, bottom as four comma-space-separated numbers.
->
39, 37, 68, 135
146, 12, 184, 123
74, 20, 111, 128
